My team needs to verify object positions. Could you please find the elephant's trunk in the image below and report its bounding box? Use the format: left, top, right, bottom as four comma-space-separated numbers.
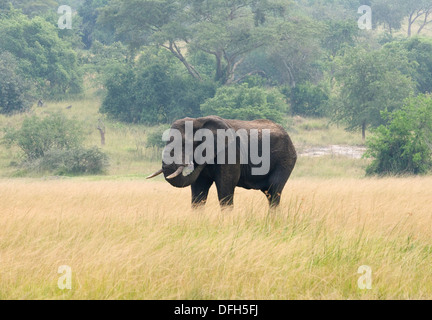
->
163, 163, 206, 188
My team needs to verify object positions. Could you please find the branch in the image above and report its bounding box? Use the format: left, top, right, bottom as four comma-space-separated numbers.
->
231, 70, 266, 84
226, 56, 245, 84
161, 41, 202, 81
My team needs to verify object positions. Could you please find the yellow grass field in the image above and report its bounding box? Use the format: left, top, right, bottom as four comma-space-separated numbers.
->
1, 177, 432, 300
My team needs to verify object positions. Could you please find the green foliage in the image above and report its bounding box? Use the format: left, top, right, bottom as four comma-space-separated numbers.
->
3, 112, 84, 160
3, 112, 109, 175
99, 0, 286, 84
3, 0, 58, 17
282, 82, 329, 117
0, 51, 34, 114
30, 147, 109, 175
78, 0, 115, 49
266, 17, 325, 87
200, 84, 288, 124
372, 0, 406, 33
332, 46, 416, 138
100, 48, 217, 124
365, 94, 432, 175
386, 37, 432, 94
146, 125, 170, 149
0, 12, 83, 99
321, 20, 358, 57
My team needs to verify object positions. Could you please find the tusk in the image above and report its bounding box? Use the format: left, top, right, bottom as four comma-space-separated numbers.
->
146, 169, 163, 179
182, 162, 195, 177
166, 166, 184, 180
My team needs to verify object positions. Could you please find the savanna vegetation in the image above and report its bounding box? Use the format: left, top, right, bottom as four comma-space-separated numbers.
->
0, 0, 432, 300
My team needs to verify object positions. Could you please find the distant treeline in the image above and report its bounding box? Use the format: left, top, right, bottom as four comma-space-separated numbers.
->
1, 0, 432, 135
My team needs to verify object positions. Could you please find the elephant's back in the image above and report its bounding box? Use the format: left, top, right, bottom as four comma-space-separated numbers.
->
226, 118, 297, 161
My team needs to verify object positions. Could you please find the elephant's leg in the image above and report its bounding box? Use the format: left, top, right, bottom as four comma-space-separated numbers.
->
214, 165, 240, 207
262, 169, 290, 208
191, 176, 213, 208
261, 186, 283, 207
216, 186, 235, 207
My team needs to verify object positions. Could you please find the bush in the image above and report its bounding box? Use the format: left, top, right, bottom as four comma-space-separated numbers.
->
30, 147, 109, 175
200, 84, 288, 124
2, 112, 109, 175
3, 112, 84, 160
365, 94, 432, 176
146, 125, 170, 149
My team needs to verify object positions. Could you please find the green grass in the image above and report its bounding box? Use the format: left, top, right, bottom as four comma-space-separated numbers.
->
0, 97, 367, 179
288, 117, 365, 147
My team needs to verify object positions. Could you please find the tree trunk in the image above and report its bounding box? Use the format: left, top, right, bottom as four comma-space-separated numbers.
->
408, 13, 413, 37
97, 120, 106, 146
417, 11, 431, 35
215, 51, 225, 83
164, 41, 202, 81
362, 120, 366, 142
98, 129, 106, 146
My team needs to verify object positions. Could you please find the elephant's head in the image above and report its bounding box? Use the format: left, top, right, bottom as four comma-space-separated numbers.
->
147, 116, 233, 188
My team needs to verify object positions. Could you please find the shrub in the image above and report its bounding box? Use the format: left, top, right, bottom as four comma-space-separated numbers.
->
31, 147, 109, 175
146, 125, 170, 149
365, 94, 432, 176
200, 84, 288, 124
2, 112, 109, 175
3, 112, 84, 160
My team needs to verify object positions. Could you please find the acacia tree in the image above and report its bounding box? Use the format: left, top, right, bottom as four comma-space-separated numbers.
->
403, 0, 432, 36
332, 46, 415, 141
267, 17, 324, 88
98, 0, 288, 84
372, 0, 432, 36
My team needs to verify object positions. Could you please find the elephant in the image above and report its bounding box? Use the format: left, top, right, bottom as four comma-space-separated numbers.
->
147, 116, 297, 208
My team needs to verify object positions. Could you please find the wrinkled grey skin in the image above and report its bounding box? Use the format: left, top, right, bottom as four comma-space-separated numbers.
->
150, 116, 297, 208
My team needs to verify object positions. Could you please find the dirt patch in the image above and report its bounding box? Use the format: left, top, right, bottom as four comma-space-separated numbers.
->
297, 145, 367, 159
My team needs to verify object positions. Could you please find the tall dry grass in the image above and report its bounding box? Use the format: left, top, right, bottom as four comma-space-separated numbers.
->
1, 177, 432, 299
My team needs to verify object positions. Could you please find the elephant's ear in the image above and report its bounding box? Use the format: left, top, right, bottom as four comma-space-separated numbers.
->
194, 116, 240, 165
195, 116, 231, 132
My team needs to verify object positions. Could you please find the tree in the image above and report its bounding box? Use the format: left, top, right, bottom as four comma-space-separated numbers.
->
365, 94, 432, 175
0, 12, 83, 98
100, 48, 216, 124
321, 20, 358, 58
372, 0, 406, 34
371, 0, 432, 36
98, 0, 288, 84
403, 0, 432, 37
267, 17, 324, 88
332, 46, 415, 141
385, 37, 432, 94
78, 0, 115, 49
0, 51, 34, 114
1, 0, 58, 17
282, 82, 329, 117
